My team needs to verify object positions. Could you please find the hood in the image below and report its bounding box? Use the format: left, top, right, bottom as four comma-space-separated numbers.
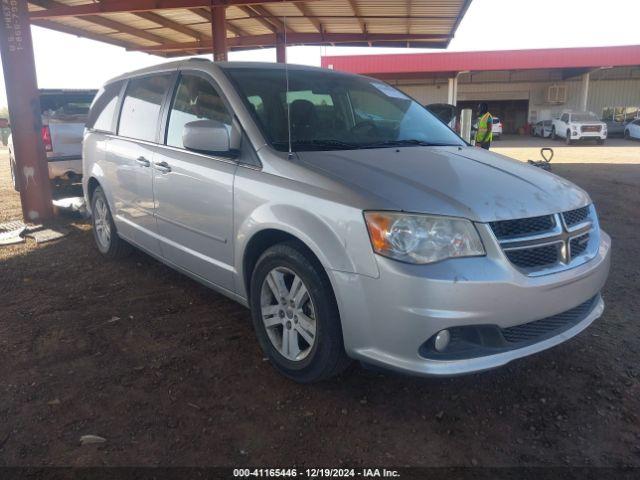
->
297, 146, 590, 223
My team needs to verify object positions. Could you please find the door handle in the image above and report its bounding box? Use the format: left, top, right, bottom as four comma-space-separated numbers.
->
154, 161, 172, 173
136, 156, 150, 167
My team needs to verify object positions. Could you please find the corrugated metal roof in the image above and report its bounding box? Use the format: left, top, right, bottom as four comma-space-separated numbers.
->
321, 45, 640, 75
27, 0, 472, 56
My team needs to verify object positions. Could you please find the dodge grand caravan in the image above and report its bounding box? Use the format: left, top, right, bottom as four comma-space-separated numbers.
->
83, 60, 611, 383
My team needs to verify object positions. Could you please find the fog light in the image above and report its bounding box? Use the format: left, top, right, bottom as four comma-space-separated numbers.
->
434, 329, 451, 352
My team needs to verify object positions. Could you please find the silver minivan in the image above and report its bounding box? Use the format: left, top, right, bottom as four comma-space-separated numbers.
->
83, 59, 611, 383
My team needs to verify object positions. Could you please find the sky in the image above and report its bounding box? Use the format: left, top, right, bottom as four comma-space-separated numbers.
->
1, 0, 640, 109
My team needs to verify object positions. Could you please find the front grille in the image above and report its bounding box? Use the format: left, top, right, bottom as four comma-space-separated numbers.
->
502, 295, 597, 343
490, 214, 555, 240
581, 125, 601, 133
563, 206, 590, 227
570, 233, 590, 257
489, 205, 596, 275
505, 244, 559, 268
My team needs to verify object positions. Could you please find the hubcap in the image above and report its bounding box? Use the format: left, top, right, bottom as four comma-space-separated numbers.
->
93, 196, 111, 249
260, 267, 317, 362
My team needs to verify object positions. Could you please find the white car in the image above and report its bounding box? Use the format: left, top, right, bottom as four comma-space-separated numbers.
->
492, 117, 503, 139
550, 111, 607, 145
624, 118, 640, 140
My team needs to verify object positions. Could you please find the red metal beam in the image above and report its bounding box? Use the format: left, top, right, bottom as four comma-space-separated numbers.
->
30, 0, 171, 45
190, 7, 247, 36
275, 34, 286, 62
211, 5, 227, 61
28, 0, 324, 19
129, 32, 451, 51
1, 0, 54, 221
134, 11, 206, 41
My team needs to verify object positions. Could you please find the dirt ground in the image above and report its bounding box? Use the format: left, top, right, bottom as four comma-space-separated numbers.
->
0, 141, 639, 468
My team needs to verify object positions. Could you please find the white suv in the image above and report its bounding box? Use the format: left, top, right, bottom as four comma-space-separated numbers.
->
551, 111, 607, 145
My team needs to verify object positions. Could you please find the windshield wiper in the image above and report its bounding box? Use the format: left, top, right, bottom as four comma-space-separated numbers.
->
361, 139, 459, 148
273, 139, 362, 151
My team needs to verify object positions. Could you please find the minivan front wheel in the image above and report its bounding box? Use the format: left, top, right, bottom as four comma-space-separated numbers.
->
91, 186, 131, 258
250, 242, 351, 382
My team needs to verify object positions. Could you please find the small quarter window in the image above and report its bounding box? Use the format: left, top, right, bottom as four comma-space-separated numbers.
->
87, 82, 122, 133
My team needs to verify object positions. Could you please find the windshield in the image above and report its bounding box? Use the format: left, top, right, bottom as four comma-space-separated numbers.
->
223, 67, 465, 151
571, 112, 600, 122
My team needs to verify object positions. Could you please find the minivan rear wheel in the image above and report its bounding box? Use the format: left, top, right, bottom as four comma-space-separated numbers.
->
91, 186, 131, 258
249, 242, 351, 383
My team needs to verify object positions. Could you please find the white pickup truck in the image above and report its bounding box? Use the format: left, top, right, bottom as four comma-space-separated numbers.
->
550, 111, 607, 145
8, 89, 97, 191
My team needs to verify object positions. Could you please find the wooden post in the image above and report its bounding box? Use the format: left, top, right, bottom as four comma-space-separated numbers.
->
276, 34, 286, 63
0, 0, 53, 222
211, 3, 227, 61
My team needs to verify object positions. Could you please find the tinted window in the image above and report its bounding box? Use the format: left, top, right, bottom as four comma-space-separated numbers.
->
561, 114, 569, 122
572, 112, 600, 122
87, 82, 122, 132
166, 74, 232, 149
118, 74, 172, 142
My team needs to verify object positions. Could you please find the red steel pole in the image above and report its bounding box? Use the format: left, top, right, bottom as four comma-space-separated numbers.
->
211, 3, 227, 62
275, 34, 286, 63
0, 0, 53, 222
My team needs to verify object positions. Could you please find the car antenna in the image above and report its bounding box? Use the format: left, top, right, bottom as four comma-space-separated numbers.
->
283, 14, 293, 159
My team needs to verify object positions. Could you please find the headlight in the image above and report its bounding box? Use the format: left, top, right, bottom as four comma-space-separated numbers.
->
364, 211, 485, 264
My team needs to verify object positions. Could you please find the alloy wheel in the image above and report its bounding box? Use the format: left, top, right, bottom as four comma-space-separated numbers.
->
93, 196, 112, 249
260, 267, 317, 362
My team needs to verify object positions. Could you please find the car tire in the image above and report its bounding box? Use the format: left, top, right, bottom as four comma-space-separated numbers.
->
90, 186, 131, 259
551, 127, 557, 140
9, 156, 19, 192
565, 131, 573, 145
249, 241, 351, 383
624, 130, 630, 139
597, 138, 605, 145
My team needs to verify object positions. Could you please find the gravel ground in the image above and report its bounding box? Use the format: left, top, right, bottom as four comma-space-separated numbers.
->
0, 143, 639, 468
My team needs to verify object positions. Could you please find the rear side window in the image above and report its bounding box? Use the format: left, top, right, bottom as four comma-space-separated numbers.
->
119, 74, 172, 142
166, 74, 232, 149
87, 82, 122, 132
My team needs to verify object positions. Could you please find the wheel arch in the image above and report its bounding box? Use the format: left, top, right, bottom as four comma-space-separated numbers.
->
242, 229, 324, 302
236, 203, 374, 301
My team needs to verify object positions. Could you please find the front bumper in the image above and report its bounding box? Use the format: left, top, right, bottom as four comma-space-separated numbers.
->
571, 131, 606, 140
332, 229, 611, 377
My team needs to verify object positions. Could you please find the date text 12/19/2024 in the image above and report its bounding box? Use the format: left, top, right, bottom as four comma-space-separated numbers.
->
233, 469, 401, 478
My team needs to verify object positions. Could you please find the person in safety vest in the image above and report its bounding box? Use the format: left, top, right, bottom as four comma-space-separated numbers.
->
475, 102, 493, 150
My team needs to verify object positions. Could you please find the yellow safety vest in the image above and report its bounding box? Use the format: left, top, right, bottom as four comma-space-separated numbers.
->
475, 112, 493, 143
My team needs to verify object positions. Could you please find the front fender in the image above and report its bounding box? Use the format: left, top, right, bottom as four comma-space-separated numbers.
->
234, 202, 379, 297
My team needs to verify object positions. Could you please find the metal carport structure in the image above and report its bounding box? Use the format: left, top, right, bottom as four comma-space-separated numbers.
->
0, 0, 472, 221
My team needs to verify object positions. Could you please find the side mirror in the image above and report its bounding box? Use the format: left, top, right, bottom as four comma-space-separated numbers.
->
182, 119, 239, 157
